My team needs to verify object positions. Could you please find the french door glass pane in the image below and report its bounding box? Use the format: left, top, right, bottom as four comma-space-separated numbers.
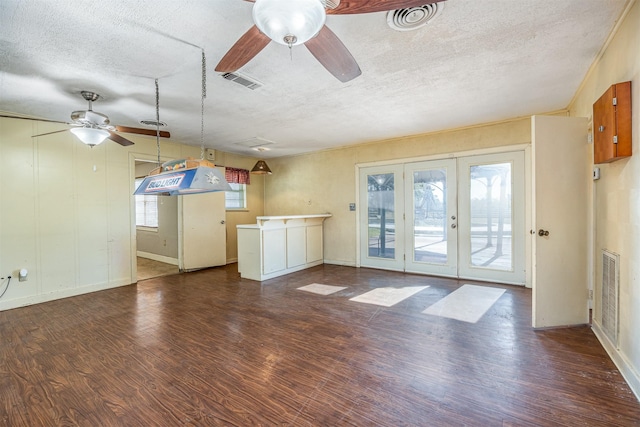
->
469, 162, 512, 270
412, 169, 447, 264
367, 173, 396, 259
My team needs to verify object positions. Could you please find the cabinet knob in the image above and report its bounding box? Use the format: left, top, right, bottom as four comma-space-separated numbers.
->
599, 125, 605, 133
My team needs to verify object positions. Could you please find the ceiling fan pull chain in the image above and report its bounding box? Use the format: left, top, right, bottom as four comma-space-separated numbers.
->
283, 34, 296, 62
200, 49, 206, 160
155, 78, 161, 165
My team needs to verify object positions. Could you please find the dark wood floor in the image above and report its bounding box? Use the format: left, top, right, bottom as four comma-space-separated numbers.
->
1, 264, 639, 426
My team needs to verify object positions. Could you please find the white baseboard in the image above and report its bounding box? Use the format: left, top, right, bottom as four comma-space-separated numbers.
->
137, 251, 179, 266
592, 321, 640, 402
0, 277, 132, 312
226, 257, 238, 264
324, 259, 357, 267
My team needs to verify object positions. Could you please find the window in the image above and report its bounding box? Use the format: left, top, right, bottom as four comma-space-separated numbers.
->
225, 183, 246, 209
135, 178, 158, 227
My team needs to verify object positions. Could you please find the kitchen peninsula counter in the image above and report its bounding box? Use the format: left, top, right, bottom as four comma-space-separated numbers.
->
237, 214, 331, 281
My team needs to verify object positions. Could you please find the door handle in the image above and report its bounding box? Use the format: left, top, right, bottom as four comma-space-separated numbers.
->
220, 220, 226, 225
451, 224, 457, 229
538, 229, 549, 237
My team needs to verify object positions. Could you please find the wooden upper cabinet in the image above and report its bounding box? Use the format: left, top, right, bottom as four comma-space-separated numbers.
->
593, 81, 632, 164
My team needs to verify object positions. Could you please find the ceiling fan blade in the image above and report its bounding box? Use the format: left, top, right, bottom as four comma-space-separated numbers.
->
305, 25, 361, 83
108, 131, 135, 146
328, 0, 446, 15
32, 129, 70, 138
215, 25, 272, 72
0, 113, 67, 125
115, 126, 170, 139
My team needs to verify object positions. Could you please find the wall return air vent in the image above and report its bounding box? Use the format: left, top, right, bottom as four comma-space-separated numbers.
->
601, 249, 620, 348
221, 72, 263, 90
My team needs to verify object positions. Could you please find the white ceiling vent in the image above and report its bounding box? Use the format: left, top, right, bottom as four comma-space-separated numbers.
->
233, 137, 275, 150
139, 119, 167, 127
387, 2, 444, 32
221, 72, 262, 90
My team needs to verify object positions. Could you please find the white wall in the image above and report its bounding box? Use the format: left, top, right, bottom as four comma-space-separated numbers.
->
0, 116, 266, 311
0, 117, 200, 310
569, 0, 640, 399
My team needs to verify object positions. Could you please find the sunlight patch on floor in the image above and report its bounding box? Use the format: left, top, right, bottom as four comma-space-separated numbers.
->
297, 284, 348, 295
422, 284, 505, 323
349, 286, 429, 307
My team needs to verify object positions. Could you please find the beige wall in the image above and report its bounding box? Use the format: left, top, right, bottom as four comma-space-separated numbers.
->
1, 1, 639, 398
568, 0, 640, 397
214, 151, 266, 263
265, 118, 532, 265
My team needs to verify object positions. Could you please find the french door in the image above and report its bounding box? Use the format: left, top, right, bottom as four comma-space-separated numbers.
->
359, 164, 406, 271
359, 151, 525, 284
404, 159, 458, 277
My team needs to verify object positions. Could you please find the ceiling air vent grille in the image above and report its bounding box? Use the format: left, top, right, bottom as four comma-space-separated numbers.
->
233, 137, 275, 150
387, 2, 444, 32
139, 120, 167, 127
221, 72, 262, 90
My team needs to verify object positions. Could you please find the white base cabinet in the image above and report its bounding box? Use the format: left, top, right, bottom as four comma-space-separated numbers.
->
237, 214, 331, 281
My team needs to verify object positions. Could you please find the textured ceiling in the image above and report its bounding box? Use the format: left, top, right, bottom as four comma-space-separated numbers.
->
0, 0, 630, 158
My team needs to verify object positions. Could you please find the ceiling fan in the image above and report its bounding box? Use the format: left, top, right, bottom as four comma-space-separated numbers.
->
215, 0, 445, 83
1, 90, 171, 147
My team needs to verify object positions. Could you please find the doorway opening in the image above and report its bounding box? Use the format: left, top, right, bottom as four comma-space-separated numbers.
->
133, 158, 179, 281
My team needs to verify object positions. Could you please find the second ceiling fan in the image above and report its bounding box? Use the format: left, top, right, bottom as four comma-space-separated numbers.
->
215, 0, 445, 83
27, 91, 171, 147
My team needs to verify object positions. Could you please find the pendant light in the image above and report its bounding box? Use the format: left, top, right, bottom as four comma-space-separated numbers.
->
251, 160, 272, 174
251, 146, 272, 174
134, 51, 231, 196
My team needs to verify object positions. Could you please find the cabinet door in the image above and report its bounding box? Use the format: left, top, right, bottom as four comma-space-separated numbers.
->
287, 227, 306, 268
263, 229, 286, 274
593, 81, 631, 163
306, 225, 323, 263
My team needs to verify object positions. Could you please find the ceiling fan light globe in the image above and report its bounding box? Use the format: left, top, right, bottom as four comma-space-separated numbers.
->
253, 0, 326, 46
70, 127, 110, 147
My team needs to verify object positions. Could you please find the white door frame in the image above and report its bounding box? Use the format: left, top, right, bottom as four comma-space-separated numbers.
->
355, 144, 531, 287
129, 152, 176, 283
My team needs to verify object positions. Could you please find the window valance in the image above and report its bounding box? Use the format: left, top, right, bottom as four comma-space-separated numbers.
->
225, 167, 251, 185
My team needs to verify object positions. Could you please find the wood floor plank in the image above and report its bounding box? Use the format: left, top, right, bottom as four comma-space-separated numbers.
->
1, 264, 639, 426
